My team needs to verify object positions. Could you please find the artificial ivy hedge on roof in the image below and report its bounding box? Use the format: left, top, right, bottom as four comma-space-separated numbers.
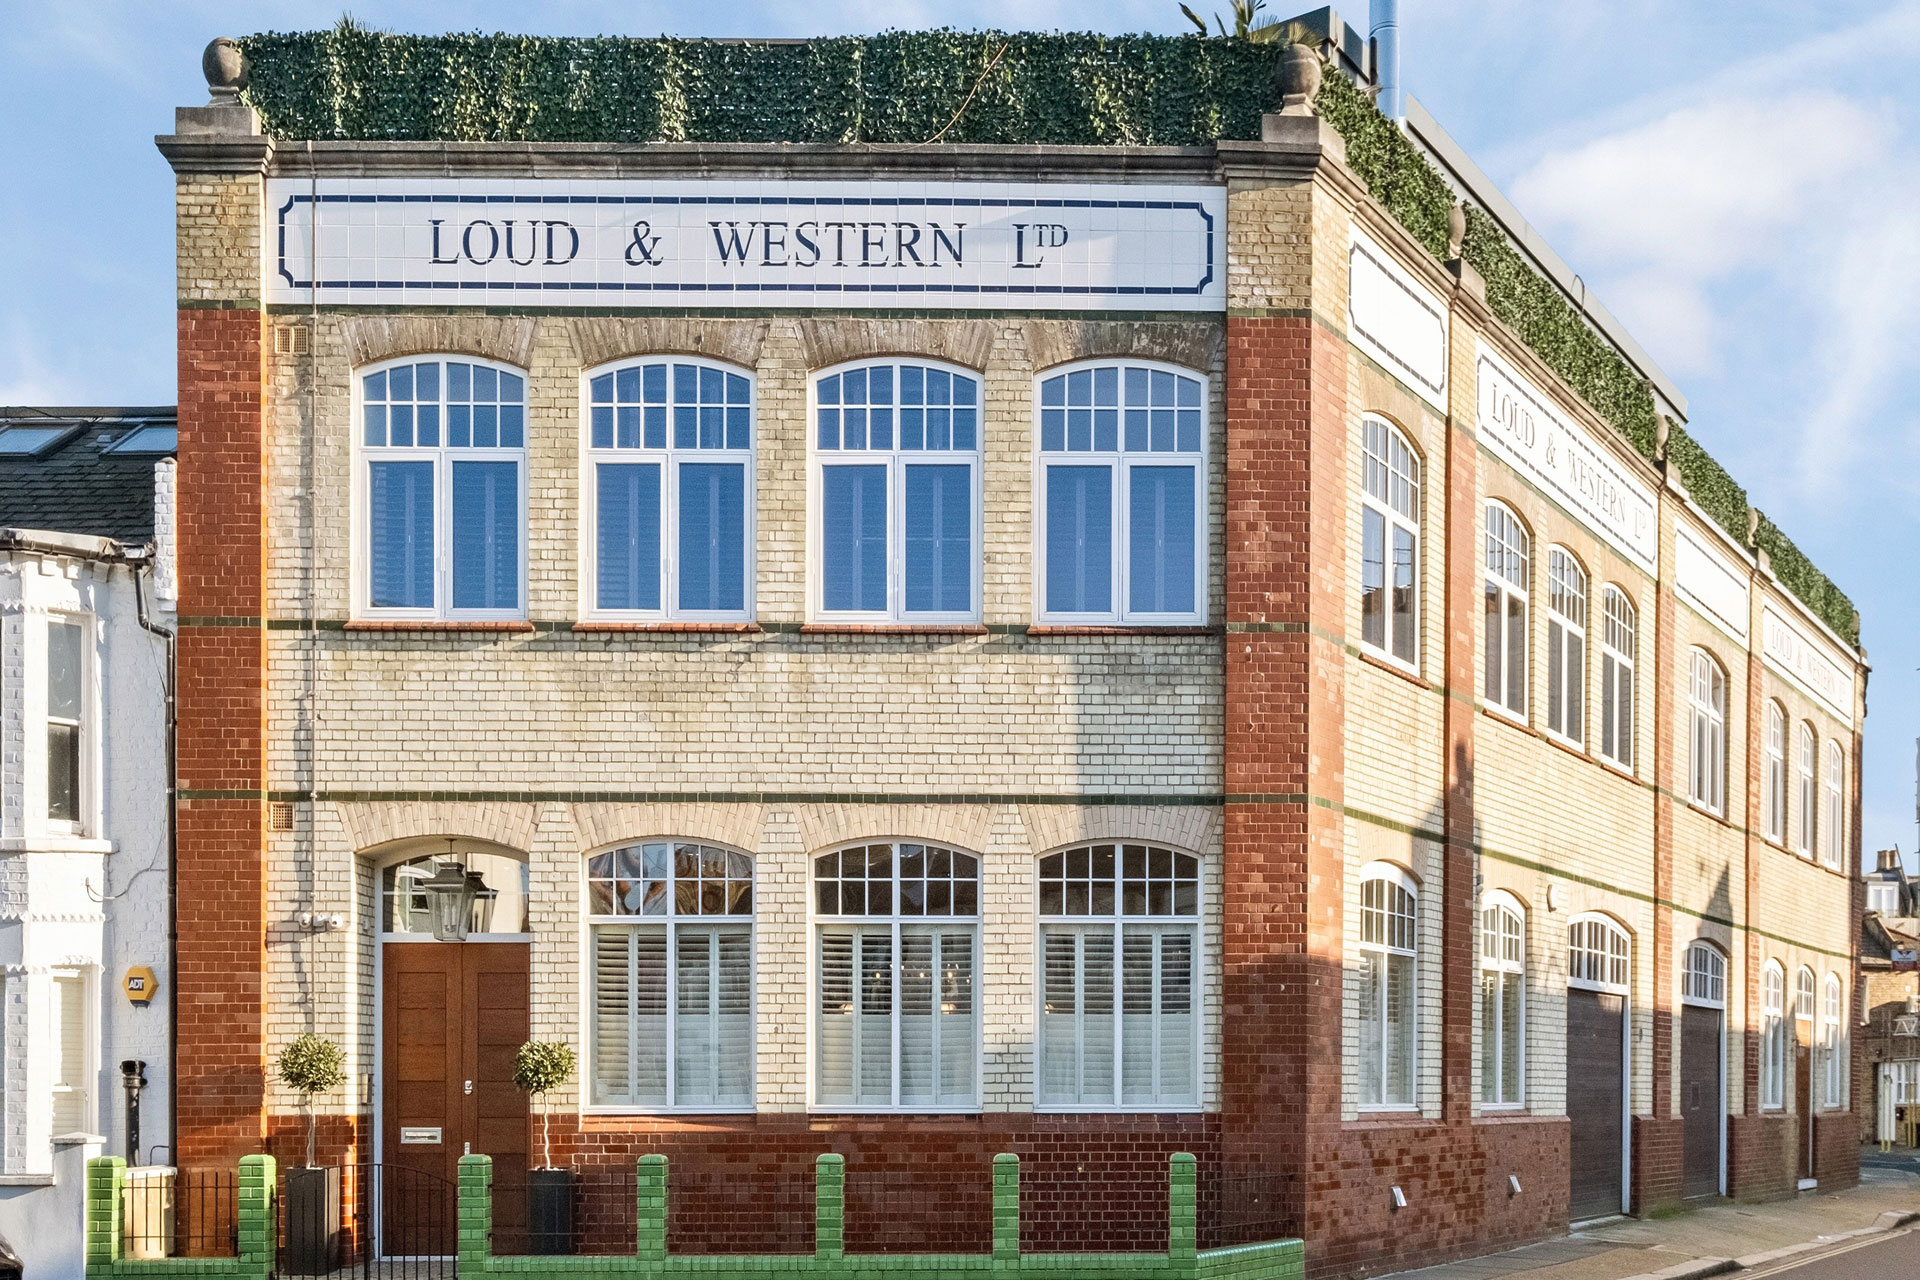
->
234, 24, 1857, 645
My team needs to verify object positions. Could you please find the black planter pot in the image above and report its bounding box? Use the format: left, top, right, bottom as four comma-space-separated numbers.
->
283, 1166, 341, 1275
527, 1168, 575, 1255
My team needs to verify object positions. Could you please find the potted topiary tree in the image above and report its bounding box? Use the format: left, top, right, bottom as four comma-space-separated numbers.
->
513, 1040, 577, 1255
278, 1033, 347, 1275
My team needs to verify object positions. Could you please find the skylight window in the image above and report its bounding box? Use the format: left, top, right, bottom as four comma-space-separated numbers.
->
0, 425, 76, 455
105, 425, 178, 454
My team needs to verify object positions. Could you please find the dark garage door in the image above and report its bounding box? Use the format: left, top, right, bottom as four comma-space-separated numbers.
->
1567, 988, 1626, 1219
1681, 1003, 1722, 1198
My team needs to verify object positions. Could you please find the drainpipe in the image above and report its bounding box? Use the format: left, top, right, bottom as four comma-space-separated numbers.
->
1371, 0, 1404, 121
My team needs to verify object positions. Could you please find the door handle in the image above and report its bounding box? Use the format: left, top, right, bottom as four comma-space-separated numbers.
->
464, 1080, 474, 1095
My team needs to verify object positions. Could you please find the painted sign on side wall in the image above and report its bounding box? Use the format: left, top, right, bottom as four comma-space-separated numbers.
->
1473, 341, 1658, 574
1674, 524, 1750, 647
1347, 228, 1448, 409
1761, 605, 1855, 725
264, 179, 1224, 310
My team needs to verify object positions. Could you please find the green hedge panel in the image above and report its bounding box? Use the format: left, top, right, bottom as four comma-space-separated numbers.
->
233, 23, 1855, 644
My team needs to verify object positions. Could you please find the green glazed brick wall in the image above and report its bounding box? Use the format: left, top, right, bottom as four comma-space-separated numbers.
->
86, 1155, 276, 1280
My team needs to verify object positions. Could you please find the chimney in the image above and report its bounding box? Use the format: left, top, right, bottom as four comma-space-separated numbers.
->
1370, 0, 1403, 121
1880, 847, 1903, 873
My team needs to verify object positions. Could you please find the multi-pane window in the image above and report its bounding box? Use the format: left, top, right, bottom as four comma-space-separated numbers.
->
1763, 703, 1787, 844
1483, 503, 1530, 718
1795, 967, 1816, 1024
587, 361, 753, 619
50, 970, 90, 1134
1760, 963, 1785, 1109
1359, 417, 1419, 666
1821, 974, 1844, 1109
1568, 916, 1630, 991
1546, 549, 1587, 745
1681, 942, 1726, 1008
1358, 868, 1417, 1109
1599, 587, 1635, 769
1869, 882, 1901, 913
1688, 650, 1727, 815
1037, 364, 1206, 624
1824, 743, 1845, 871
815, 844, 979, 1109
1479, 894, 1524, 1108
815, 364, 980, 621
589, 843, 753, 1110
1795, 724, 1816, 858
360, 358, 527, 619
1038, 844, 1200, 1110
46, 619, 84, 828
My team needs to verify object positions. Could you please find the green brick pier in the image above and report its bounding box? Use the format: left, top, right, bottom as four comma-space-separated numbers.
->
86, 1154, 275, 1280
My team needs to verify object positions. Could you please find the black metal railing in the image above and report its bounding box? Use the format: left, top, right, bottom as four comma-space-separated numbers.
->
119, 1168, 239, 1259
277, 1163, 457, 1280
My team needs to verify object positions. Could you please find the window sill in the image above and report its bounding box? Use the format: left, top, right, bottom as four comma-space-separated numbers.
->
1475, 1109, 1540, 1122
1355, 648, 1433, 691
799, 624, 989, 636
581, 1106, 756, 1118
0, 835, 115, 855
1034, 1104, 1206, 1115
1479, 702, 1531, 732
0, 1174, 54, 1187
1349, 1108, 1424, 1124
573, 622, 761, 634
805, 1106, 985, 1117
1027, 625, 1221, 637
345, 621, 535, 633
1683, 800, 1734, 829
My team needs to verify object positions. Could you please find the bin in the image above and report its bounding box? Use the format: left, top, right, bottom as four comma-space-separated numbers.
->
123, 1165, 176, 1260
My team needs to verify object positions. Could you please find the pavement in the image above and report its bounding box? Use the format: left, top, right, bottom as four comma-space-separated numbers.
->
1377, 1148, 1920, 1280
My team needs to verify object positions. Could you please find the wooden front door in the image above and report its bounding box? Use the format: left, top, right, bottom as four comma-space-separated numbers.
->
1796, 1021, 1814, 1181
1566, 989, 1626, 1220
383, 942, 531, 1252
1680, 1004, 1722, 1199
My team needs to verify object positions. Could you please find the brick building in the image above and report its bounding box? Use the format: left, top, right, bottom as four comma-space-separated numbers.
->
1855, 848, 1918, 1142
154, 17, 1864, 1277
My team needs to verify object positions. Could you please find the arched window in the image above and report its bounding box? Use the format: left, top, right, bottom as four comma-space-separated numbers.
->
1824, 742, 1845, 871
1359, 416, 1419, 666
1795, 723, 1816, 858
1821, 973, 1844, 1109
814, 843, 979, 1109
584, 359, 754, 620
1599, 587, 1635, 769
1546, 549, 1588, 746
1763, 703, 1787, 844
1568, 915, 1630, 993
1359, 865, 1418, 1109
1483, 503, 1530, 718
1760, 962, 1786, 1109
1038, 843, 1200, 1109
358, 356, 528, 620
1680, 941, 1726, 1008
813, 362, 981, 621
1688, 650, 1727, 815
1479, 892, 1525, 1108
587, 841, 753, 1109
1795, 966, 1816, 1023
1037, 362, 1207, 624
381, 846, 529, 936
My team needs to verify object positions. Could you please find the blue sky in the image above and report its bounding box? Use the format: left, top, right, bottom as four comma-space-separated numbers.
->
4, 1, 1915, 861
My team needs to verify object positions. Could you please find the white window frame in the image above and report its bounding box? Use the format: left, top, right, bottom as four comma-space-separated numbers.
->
1598, 586, 1636, 773
48, 967, 95, 1138
1794, 966, 1816, 1025
1357, 863, 1419, 1112
1687, 649, 1727, 816
352, 355, 529, 622
1795, 723, 1816, 859
1823, 742, 1845, 871
42, 614, 95, 837
809, 360, 983, 624
1763, 702, 1787, 845
1357, 415, 1420, 669
584, 841, 756, 1115
1479, 890, 1525, 1110
1545, 548, 1588, 749
1035, 842, 1204, 1113
1483, 501, 1530, 722
1867, 882, 1900, 914
1568, 914, 1631, 995
579, 358, 756, 623
1680, 941, 1726, 1009
1033, 360, 1210, 627
1760, 962, 1786, 1110
810, 842, 983, 1113
1821, 973, 1844, 1110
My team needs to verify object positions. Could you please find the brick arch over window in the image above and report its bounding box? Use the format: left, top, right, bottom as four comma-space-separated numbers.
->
1021, 320, 1223, 375
796, 318, 996, 372
567, 316, 769, 371
335, 800, 537, 854
794, 803, 995, 857
345, 315, 536, 369
570, 801, 767, 856
1018, 804, 1218, 861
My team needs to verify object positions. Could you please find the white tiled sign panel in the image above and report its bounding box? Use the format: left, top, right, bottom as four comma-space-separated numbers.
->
1674, 524, 1751, 647
1761, 605, 1855, 725
1474, 340, 1659, 575
265, 179, 1225, 310
1347, 228, 1448, 409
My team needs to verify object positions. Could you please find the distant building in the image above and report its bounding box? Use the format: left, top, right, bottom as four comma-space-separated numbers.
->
1856, 847, 1919, 1144
0, 409, 176, 1278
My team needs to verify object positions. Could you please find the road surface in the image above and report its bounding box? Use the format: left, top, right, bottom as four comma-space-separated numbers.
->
1748, 1225, 1920, 1277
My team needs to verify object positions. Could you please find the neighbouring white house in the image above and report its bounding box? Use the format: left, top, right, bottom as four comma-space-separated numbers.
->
0, 408, 176, 1277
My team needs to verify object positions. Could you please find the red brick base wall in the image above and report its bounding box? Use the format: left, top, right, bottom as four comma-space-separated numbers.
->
1630, 1115, 1684, 1213
1813, 1112, 1859, 1189
1728, 1113, 1793, 1202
